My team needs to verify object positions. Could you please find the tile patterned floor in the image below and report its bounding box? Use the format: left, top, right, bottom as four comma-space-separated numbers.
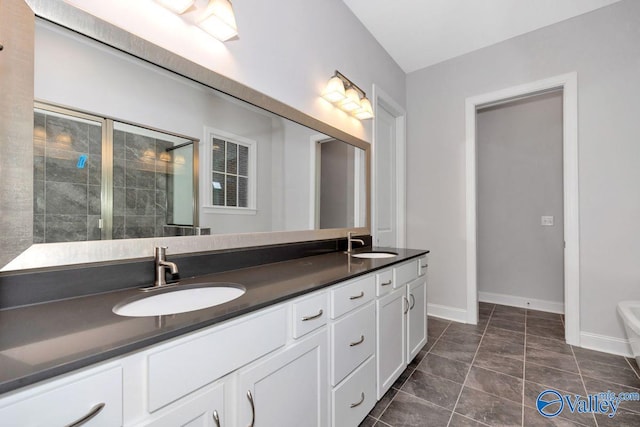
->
361, 303, 640, 427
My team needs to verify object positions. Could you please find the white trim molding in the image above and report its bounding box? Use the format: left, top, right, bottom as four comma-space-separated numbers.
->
465, 72, 580, 345
427, 303, 468, 324
580, 332, 632, 358
372, 84, 407, 248
478, 291, 564, 314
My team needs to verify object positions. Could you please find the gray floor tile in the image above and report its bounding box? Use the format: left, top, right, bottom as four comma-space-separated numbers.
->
572, 346, 631, 370
446, 321, 488, 336
523, 406, 588, 426
465, 366, 523, 404
527, 335, 573, 356
359, 415, 378, 427
489, 317, 526, 333
401, 370, 462, 410
474, 349, 524, 378
442, 328, 484, 346
593, 410, 640, 427
416, 353, 471, 384
576, 359, 640, 388
581, 375, 640, 414
526, 347, 579, 373
525, 363, 586, 395
479, 302, 495, 310
485, 326, 525, 343
428, 318, 451, 339
478, 334, 525, 360
431, 337, 480, 364
523, 381, 596, 426
627, 358, 640, 378
493, 304, 526, 315
380, 390, 452, 427
527, 323, 565, 341
369, 387, 398, 418
526, 316, 564, 330
454, 386, 522, 426
449, 413, 489, 426
492, 311, 526, 324
526, 310, 564, 322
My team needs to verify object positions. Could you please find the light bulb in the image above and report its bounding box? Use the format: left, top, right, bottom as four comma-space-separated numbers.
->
322, 76, 346, 103
198, 0, 238, 42
354, 97, 374, 120
339, 88, 362, 112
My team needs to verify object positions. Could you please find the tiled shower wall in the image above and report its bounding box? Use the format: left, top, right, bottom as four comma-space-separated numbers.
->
33, 111, 103, 243
34, 110, 173, 242
113, 129, 172, 239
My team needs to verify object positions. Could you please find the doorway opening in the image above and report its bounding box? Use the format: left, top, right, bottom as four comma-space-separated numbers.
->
465, 73, 580, 345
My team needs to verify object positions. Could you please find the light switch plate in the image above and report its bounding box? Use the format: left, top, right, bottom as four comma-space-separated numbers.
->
541, 216, 554, 226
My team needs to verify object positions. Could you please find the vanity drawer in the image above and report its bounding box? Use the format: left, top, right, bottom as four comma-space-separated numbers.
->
376, 268, 394, 297
332, 356, 376, 427
331, 302, 375, 386
418, 256, 428, 277
394, 260, 419, 288
147, 306, 286, 411
330, 274, 375, 319
0, 366, 122, 426
292, 291, 328, 339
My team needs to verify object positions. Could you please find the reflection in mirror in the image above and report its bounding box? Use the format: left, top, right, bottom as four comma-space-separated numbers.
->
33, 18, 366, 242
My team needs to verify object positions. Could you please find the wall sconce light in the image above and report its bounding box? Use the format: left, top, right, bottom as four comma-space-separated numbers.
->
321, 71, 374, 120
154, 0, 238, 42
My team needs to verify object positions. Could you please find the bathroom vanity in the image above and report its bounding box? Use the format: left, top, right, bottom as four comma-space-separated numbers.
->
0, 248, 428, 426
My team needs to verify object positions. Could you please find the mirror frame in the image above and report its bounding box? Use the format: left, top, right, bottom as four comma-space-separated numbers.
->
0, 0, 370, 270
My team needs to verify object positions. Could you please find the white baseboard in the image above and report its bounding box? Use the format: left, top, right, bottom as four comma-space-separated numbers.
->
579, 332, 632, 358
427, 303, 468, 323
478, 291, 564, 314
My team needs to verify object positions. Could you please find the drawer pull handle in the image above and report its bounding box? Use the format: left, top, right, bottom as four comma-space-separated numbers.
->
247, 390, 255, 427
213, 410, 221, 427
65, 403, 105, 427
403, 296, 409, 314
409, 294, 416, 310
381, 280, 392, 286
349, 291, 364, 300
349, 335, 365, 347
421, 264, 428, 269
302, 309, 323, 321
350, 392, 365, 408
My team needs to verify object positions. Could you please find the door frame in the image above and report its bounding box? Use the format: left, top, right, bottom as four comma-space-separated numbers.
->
372, 85, 407, 248
464, 72, 580, 346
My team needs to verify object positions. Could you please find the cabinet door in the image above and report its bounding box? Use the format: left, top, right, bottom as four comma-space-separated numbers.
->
236, 330, 328, 427
376, 287, 406, 399
407, 277, 428, 363
139, 382, 224, 427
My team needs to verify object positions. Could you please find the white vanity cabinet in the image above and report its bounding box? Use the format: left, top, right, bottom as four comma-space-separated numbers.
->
0, 255, 428, 427
376, 258, 428, 398
0, 365, 123, 427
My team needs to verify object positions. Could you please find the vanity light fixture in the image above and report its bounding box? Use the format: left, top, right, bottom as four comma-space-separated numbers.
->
154, 0, 238, 42
198, 0, 239, 42
322, 71, 374, 120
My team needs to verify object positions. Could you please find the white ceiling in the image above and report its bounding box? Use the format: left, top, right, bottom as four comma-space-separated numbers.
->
342, 0, 622, 73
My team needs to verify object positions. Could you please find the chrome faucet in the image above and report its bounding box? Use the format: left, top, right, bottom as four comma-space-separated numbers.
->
154, 247, 178, 288
347, 232, 365, 254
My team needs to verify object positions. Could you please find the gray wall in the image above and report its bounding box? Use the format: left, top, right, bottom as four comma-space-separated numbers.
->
406, 0, 640, 346
477, 92, 564, 306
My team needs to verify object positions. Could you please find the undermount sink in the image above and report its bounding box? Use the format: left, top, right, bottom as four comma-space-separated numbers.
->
350, 251, 399, 259
113, 283, 246, 317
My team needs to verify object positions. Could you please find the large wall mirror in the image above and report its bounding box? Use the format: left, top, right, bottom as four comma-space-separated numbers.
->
0, 0, 370, 270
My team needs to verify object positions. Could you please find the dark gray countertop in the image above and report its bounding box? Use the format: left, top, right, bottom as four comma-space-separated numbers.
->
0, 247, 427, 394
